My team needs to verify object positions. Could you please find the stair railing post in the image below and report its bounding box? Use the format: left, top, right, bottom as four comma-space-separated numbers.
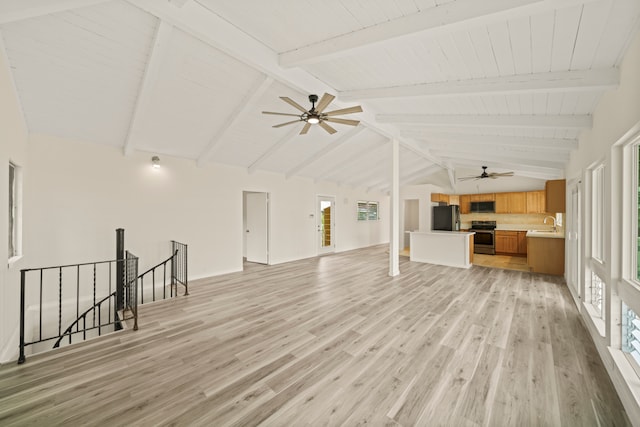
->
115, 228, 124, 316
18, 270, 26, 364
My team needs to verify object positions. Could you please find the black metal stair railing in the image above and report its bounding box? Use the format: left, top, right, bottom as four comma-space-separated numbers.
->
18, 253, 139, 364
51, 250, 140, 349
17, 232, 188, 365
138, 241, 188, 304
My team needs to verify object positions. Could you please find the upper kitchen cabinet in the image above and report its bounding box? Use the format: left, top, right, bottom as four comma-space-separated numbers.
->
526, 190, 547, 214
431, 193, 449, 204
470, 193, 495, 202
546, 180, 566, 213
459, 195, 471, 214
495, 192, 527, 214
448, 195, 460, 206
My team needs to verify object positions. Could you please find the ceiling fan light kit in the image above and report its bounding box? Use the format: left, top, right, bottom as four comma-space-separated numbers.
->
262, 93, 362, 135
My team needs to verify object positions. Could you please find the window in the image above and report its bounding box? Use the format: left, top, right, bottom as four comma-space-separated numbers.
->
622, 303, 640, 372
357, 201, 379, 221
592, 164, 605, 262
637, 145, 640, 281
8, 162, 21, 260
590, 271, 604, 318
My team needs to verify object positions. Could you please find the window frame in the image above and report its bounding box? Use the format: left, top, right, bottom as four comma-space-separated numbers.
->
592, 163, 605, 263
8, 161, 22, 262
357, 201, 380, 221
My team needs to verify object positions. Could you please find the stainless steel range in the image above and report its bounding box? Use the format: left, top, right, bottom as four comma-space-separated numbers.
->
470, 220, 497, 255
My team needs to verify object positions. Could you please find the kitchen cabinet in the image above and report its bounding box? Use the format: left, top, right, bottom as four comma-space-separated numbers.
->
495, 230, 528, 255
448, 194, 460, 206
431, 193, 449, 204
459, 195, 471, 214
546, 179, 566, 213
526, 190, 547, 214
527, 235, 565, 275
517, 231, 527, 255
470, 193, 495, 202
495, 230, 519, 254
495, 192, 527, 214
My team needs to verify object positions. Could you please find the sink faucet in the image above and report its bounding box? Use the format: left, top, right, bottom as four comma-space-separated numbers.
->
543, 216, 557, 232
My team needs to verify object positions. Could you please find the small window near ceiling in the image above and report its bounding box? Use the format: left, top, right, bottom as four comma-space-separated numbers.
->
8, 162, 22, 260
357, 201, 379, 221
592, 164, 605, 262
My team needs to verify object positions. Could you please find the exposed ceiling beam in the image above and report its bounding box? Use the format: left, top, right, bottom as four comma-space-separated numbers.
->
446, 162, 456, 192
431, 149, 566, 170
324, 141, 389, 183
339, 68, 619, 101
126, 0, 411, 148
401, 164, 442, 186
399, 140, 445, 169
429, 144, 571, 163
344, 161, 391, 189
447, 157, 563, 180
402, 131, 579, 150
285, 126, 365, 179
0, 30, 27, 134
247, 126, 299, 174
379, 114, 592, 130
123, 21, 174, 156
196, 75, 273, 166
279, 0, 598, 67
0, 0, 110, 24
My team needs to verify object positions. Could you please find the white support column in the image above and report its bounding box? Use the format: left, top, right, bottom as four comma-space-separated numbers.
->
389, 139, 400, 277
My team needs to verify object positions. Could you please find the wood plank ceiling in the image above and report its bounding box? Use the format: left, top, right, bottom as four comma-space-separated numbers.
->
1, 0, 638, 192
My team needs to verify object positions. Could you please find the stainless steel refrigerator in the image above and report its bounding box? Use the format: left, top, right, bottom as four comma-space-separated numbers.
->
432, 205, 461, 231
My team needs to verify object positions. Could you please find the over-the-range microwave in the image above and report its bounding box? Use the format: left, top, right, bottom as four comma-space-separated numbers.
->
470, 201, 495, 213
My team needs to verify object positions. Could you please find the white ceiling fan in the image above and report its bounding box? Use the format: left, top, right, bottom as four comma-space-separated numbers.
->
458, 166, 514, 181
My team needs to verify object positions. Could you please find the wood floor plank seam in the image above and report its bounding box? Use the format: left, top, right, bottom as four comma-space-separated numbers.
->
0, 245, 631, 426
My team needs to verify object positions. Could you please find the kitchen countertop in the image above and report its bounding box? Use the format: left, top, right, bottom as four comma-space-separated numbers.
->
526, 230, 565, 239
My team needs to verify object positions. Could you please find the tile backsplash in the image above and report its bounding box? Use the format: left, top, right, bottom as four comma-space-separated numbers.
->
461, 213, 561, 231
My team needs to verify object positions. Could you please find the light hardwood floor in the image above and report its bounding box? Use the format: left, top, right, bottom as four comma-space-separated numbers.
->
0, 245, 630, 426
473, 254, 530, 272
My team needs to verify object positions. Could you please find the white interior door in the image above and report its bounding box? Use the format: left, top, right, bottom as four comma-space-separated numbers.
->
246, 192, 268, 264
317, 196, 335, 254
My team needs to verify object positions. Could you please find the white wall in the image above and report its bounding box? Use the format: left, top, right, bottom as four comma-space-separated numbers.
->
565, 31, 640, 423
0, 36, 29, 362
22, 134, 390, 274
0, 132, 389, 362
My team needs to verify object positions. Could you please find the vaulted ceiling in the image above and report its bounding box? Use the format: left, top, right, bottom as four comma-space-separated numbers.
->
1, 0, 638, 192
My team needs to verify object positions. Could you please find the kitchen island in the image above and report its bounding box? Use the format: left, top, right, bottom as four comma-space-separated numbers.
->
410, 231, 475, 269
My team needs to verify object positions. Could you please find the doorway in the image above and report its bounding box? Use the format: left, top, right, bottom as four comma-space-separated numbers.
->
317, 196, 335, 255
243, 191, 269, 265
403, 199, 419, 252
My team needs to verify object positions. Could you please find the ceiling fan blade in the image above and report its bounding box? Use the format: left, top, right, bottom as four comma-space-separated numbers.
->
324, 117, 360, 126
300, 123, 311, 135
319, 121, 337, 135
315, 93, 335, 113
273, 119, 301, 128
458, 176, 480, 181
491, 172, 515, 177
262, 111, 302, 117
324, 105, 363, 116
280, 96, 308, 113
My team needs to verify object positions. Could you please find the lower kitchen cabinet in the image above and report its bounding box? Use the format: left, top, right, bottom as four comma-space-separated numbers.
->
495, 231, 518, 254
496, 230, 528, 255
527, 236, 565, 275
